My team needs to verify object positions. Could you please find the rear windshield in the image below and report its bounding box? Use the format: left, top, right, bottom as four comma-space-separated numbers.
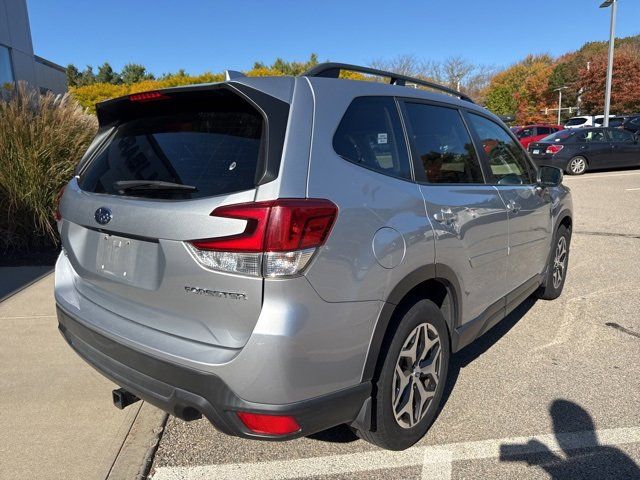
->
540, 130, 573, 143
79, 95, 264, 199
565, 117, 587, 126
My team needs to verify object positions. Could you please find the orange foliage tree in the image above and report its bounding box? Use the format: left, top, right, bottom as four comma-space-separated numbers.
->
578, 45, 640, 115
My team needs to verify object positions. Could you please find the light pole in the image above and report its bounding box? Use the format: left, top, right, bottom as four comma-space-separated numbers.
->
554, 87, 567, 125
600, 0, 618, 127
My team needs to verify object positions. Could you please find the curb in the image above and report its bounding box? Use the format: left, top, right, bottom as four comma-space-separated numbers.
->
106, 402, 168, 480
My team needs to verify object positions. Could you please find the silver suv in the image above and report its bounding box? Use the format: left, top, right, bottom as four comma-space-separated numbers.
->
55, 63, 572, 450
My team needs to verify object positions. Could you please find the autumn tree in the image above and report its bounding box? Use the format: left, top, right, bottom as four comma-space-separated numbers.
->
484, 55, 555, 124
578, 44, 640, 115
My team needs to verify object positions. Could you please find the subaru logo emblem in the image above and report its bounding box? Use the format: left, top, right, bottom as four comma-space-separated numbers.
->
94, 207, 112, 225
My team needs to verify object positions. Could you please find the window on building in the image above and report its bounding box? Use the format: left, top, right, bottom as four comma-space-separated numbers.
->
0, 45, 15, 87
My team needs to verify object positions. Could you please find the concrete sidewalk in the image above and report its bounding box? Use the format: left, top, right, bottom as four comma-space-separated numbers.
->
0, 273, 166, 480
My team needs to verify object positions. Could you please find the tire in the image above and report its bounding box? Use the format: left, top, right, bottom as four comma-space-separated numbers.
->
536, 225, 570, 300
566, 156, 587, 175
357, 299, 450, 450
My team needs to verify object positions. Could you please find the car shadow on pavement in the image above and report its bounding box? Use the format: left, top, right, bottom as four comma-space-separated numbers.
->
441, 295, 538, 409
499, 399, 640, 479
0, 247, 58, 302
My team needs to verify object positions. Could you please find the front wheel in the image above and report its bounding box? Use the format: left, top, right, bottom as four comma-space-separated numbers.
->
537, 225, 571, 300
566, 156, 587, 175
357, 299, 450, 450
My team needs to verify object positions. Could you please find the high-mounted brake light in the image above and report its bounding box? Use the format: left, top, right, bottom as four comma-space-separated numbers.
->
129, 91, 169, 102
546, 145, 564, 155
236, 412, 301, 436
187, 199, 338, 277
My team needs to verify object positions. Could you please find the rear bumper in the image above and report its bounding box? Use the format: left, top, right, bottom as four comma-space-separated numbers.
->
57, 304, 371, 440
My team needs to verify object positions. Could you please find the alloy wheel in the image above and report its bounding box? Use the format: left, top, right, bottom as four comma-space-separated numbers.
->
552, 236, 567, 289
391, 323, 441, 429
569, 157, 586, 175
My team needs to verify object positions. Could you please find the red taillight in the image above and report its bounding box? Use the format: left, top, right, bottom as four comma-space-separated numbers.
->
191, 203, 271, 252
545, 145, 564, 155
54, 186, 65, 222
129, 91, 169, 102
191, 199, 338, 253
236, 412, 301, 436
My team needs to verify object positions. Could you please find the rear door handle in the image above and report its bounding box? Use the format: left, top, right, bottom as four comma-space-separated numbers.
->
433, 207, 457, 225
506, 200, 521, 214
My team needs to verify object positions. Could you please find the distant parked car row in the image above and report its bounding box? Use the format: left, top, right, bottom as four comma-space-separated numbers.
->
528, 127, 640, 175
564, 114, 640, 131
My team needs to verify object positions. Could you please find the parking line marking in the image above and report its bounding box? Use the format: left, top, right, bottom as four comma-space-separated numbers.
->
150, 426, 640, 480
626, 187, 640, 191
564, 172, 640, 180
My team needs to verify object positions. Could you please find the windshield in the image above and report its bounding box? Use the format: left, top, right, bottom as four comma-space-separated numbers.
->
79, 104, 264, 199
540, 130, 573, 143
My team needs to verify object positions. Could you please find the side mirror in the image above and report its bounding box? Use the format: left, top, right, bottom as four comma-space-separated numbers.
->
537, 165, 563, 187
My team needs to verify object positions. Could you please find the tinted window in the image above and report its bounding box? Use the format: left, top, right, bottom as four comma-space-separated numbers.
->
468, 113, 535, 185
404, 103, 483, 184
333, 97, 411, 179
608, 129, 635, 143
575, 129, 607, 143
517, 127, 536, 139
536, 127, 552, 135
608, 118, 624, 128
0, 45, 14, 86
80, 101, 264, 199
565, 117, 588, 126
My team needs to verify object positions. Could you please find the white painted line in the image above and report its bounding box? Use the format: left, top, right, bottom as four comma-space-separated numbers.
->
150, 426, 640, 480
564, 171, 640, 180
626, 187, 640, 191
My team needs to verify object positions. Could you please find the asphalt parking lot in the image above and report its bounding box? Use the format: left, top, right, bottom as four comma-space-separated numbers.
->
145, 170, 640, 479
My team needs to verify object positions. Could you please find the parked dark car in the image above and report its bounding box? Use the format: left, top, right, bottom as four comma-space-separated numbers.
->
622, 115, 640, 135
528, 127, 640, 175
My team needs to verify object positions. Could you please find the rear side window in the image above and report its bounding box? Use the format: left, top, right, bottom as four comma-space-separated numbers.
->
468, 113, 535, 185
79, 90, 265, 199
333, 97, 411, 180
404, 103, 484, 184
608, 129, 635, 143
537, 127, 552, 135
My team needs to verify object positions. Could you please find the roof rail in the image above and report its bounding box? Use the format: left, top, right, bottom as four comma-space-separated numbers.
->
302, 62, 474, 103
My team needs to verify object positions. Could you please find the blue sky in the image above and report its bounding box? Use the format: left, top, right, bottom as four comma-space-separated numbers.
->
27, 0, 640, 75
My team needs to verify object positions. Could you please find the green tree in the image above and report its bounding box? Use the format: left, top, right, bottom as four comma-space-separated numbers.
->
78, 65, 96, 87
65, 64, 80, 87
120, 63, 154, 85
254, 53, 319, 76
95, 62, 120, 84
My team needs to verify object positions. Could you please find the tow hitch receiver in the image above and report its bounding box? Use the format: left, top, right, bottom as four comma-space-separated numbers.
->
112, 388, 140, 410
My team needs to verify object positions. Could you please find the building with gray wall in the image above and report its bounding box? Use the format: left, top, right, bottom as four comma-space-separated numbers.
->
0, 0, 66, 93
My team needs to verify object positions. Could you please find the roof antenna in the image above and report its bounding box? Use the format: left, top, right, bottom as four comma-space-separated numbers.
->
225, 70, 246, 81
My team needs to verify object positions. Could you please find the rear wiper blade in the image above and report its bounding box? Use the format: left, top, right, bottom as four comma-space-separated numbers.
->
113, 180, 197, 193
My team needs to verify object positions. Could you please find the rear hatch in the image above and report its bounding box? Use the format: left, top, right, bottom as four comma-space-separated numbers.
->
59, 84, 290, 349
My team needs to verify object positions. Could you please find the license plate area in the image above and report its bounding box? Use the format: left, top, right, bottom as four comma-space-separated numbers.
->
96, 233, 137, 281
533, 149, 540, 155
